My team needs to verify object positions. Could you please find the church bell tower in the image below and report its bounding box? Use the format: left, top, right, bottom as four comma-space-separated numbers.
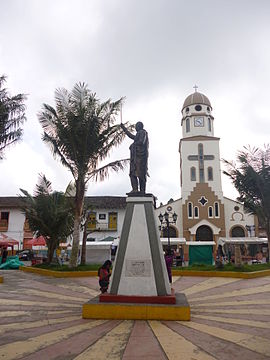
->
179, 89, 226, 242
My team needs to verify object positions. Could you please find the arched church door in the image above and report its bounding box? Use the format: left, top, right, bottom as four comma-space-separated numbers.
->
231, 226, 245, 237
196, 225, 213, 241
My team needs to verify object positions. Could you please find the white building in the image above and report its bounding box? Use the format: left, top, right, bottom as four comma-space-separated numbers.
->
0, 196, 126, 250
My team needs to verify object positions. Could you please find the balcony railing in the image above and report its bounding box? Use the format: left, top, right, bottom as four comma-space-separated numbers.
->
87, 222, 117, 231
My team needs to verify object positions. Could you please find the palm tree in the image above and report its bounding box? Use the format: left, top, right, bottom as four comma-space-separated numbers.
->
20, 174, 74, 263
0, 75, 27, 159
38, 83, 132, 267
223, 145, 270, 262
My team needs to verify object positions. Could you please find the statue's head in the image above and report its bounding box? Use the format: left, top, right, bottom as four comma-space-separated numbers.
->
135, 121, 144, 131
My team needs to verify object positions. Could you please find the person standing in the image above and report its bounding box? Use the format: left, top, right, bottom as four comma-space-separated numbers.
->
1, 247, 8, 264
164, 248, 174, 285
98, 260, 112, 293
120, 121, 149, 193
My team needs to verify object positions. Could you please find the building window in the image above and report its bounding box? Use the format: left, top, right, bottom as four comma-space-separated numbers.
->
186, 107, 189, 113
87, 212, 96, 230
190, 167, 196, 181
162, 226, 177, 238
0, 211, 9, 231
208, 206, 213, 218
108, 212, 117, 230
186, 118, 190, 133
208, 167, 213, 181
208, 118, 211, 131
23, 220, 31, 231
194, 206, 199, 218
214, 202, 219, 217
188, 202, 193, 218
231, 226, 245, 237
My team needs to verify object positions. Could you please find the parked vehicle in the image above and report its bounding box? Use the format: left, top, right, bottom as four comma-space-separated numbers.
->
17, 249, 34, 261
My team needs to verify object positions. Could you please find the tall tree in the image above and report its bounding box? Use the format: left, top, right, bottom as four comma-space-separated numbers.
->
223, 145, 270, 262
38, 83, 132, 267
20, 175, 74, 263
0, 75, 27, 159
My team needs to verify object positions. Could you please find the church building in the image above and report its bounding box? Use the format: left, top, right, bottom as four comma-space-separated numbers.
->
156, 90, 258, 262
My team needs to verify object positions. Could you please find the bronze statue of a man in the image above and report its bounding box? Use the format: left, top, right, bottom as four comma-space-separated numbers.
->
121, 121, 149, 193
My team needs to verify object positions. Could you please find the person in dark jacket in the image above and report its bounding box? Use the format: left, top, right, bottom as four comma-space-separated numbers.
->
165, 248, 174, 285
98, 260, 112, 293
1, 247, 8, 264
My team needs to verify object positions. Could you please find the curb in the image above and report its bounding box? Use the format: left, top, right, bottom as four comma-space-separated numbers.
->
19, 266, 270, 279
19, 266, 98, 277
171, 269, 270, 279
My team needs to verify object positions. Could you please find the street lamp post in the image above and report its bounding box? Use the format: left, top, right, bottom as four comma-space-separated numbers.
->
158, 208, 178, 249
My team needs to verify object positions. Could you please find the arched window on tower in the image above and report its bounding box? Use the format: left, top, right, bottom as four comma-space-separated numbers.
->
208, 206, 213, 218
194, 206, 199, 218
188, 202, 193, 218
190, 167, 196, 181
214, 202, 219, 217
186, 118, 190, 133
208, 167, 213, 181
208, 118, 211, 131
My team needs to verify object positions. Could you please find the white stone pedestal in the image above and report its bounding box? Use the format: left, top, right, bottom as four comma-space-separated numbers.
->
109, 195, 171, 296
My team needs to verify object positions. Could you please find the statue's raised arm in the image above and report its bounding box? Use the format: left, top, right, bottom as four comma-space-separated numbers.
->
121, 121, 149, 194
120, 123, 136, 140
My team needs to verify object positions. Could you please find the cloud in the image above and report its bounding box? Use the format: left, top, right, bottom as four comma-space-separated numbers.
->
0, 0, 270, 204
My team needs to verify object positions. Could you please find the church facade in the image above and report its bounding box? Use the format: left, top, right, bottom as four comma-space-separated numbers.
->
156, 91, 258, 256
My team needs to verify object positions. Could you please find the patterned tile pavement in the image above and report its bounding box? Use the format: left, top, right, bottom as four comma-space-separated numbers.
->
0, 270, 270, 359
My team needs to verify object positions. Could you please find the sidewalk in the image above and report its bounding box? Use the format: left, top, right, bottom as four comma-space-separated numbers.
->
0, 270, 270, 359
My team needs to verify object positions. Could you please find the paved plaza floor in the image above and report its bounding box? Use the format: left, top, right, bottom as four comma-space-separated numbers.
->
0, 271, 270, 359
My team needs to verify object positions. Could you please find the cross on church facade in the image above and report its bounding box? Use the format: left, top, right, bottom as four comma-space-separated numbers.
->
193, 84, 198, 92
188, 144, 214, 182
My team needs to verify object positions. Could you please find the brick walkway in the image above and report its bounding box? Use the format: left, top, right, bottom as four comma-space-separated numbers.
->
0, 270, 270, 359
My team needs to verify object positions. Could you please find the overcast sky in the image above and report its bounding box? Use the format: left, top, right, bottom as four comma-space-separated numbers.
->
0, 0, 270, 205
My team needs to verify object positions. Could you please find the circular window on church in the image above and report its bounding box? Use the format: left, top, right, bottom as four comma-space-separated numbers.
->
207, 106, 210, 112
234, 206, 240, 211
195, 105, 202, 111
186, 107, 189, 113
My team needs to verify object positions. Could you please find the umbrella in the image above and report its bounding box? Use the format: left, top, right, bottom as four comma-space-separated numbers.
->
26, 236, 46, 246
0, 233, 19, 247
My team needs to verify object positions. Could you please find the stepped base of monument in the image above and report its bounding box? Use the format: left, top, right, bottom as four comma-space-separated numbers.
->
99, 289, 176, 304
82, 292, 190, 320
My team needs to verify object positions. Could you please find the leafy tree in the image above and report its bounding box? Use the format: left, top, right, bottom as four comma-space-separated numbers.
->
0, 75, 27, 159
38, 83, 132, 267
20, 175, 74, 263
223, 145, 270, 261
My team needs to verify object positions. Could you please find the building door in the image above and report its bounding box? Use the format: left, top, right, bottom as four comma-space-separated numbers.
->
195, 225, 213, 241
108, 212, 117, 230
191, 225, 213, 265
87, 212, 96, 230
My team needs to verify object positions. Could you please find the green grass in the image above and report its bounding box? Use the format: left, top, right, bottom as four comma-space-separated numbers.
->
34, 262, 270, 273
34, 263, 101, 271
174, 263, 270, 272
